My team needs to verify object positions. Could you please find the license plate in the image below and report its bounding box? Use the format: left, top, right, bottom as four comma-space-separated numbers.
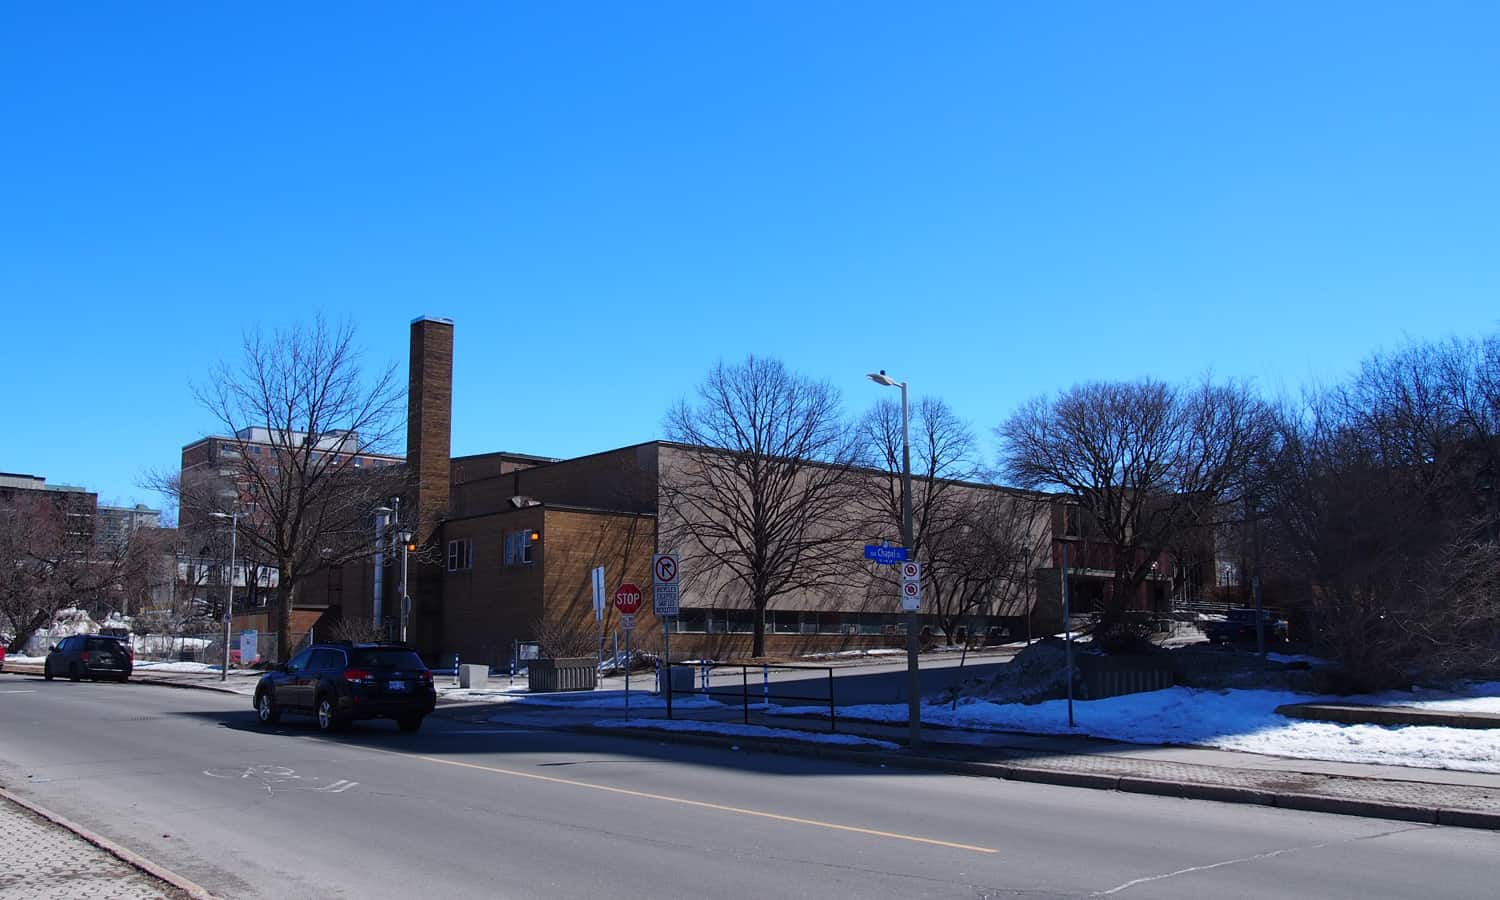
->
388, 680, 406, 691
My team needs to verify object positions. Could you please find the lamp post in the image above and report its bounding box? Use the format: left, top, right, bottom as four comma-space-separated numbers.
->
867, 369, 922, 750
397, 527, 413, 643
209, 510, 241, 682
372, 505, 393, 627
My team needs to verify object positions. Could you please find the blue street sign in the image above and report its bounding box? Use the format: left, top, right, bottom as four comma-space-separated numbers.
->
863, 544, 908, 565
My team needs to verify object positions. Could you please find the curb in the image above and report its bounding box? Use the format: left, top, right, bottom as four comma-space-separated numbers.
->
542, 719, 1500, 831
0, 786, 219, 899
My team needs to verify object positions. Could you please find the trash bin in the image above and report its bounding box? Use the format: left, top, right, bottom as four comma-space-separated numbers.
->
656, 664, 694, 695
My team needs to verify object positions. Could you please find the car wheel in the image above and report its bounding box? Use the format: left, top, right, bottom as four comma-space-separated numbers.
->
316, 695, 345, 733
43, 664, 54, 682
256, 691, 281, 725
397, 715, 423, 733
68, 664, 82, 682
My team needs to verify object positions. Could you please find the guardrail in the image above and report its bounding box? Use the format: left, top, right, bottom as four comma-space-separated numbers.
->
661, 662, 837, 731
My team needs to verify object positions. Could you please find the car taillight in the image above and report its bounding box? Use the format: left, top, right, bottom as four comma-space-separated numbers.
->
343, 668, 372, 684
81, 651, 90, 663
420, 670, 432, 683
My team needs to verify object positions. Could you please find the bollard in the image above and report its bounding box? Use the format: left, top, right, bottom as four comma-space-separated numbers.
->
453, 653, 460, 687
763, 663, 769, 709
509, 656, 515, 689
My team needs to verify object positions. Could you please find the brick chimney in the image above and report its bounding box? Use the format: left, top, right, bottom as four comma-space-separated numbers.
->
407, 316, 453, 654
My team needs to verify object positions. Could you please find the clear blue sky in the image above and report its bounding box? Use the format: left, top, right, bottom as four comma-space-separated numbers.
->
3, 3, 1497, 510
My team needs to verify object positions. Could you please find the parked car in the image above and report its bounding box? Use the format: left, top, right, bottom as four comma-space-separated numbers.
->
44, 634, 134, 681
253, 641, 435, 733
0, 645, 6, 672
1204, 609, 1289, 645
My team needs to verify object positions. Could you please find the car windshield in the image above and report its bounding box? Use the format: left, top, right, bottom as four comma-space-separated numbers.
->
350, 648, 425, 670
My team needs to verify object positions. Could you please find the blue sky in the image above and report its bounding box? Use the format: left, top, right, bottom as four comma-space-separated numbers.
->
3, 3, 1497, 510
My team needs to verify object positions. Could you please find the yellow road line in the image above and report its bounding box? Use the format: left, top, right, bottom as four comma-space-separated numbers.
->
359, 745, 996, 854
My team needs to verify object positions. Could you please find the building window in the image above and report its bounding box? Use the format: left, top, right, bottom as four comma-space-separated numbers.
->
503, 530, 536, 566
447, 539, 472, 572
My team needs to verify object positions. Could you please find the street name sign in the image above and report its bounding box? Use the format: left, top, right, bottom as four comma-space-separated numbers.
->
592, 566, 606, 622
652, 553, 680, 616
864, 545, 908, 565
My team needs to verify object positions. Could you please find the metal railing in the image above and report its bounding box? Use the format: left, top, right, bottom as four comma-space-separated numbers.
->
661, 662, 838, 732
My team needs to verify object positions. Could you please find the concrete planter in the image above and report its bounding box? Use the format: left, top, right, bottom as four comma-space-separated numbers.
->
527, 657, 597, 692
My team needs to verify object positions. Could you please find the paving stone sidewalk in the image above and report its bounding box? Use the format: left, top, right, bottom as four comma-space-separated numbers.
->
0, 796, 183, 900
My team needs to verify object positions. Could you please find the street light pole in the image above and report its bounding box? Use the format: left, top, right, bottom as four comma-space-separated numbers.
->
868, 370, 922, 750
397, 527, 413, 644
210, 511, 239, 682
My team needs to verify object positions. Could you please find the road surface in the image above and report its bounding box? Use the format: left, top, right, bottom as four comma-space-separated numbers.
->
1, 672, 1496, 899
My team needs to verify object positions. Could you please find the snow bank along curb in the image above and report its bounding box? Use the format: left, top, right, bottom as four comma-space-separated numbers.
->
0, 786, 219, 899
1276, 702, 1500, 730
561, 720, 1500, 831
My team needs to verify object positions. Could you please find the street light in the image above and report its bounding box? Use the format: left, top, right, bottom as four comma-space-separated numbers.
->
397, 527, 413, 643
867, 369, 922, 750
372, 505, 393, 628
209, 510, 241, 682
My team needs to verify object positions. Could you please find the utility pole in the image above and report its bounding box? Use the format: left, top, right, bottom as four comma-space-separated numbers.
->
868, 370, 922, 750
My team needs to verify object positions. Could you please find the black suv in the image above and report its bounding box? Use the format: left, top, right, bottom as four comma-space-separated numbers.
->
253, 642, 435, 733
44, 634, 133, 681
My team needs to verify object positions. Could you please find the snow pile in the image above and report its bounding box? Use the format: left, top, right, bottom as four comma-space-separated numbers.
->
788, 683, 1500, 773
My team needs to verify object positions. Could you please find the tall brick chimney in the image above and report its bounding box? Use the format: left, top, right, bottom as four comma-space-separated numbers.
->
407, 316, 453, 655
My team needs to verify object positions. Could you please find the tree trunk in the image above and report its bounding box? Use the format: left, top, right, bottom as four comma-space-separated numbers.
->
751, 606, 766, 658
275, 577, 295, 663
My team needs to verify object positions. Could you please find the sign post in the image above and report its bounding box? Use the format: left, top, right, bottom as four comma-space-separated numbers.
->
613, 583, 642, 718
591, 566, 606, 672
652, 553, 680, 720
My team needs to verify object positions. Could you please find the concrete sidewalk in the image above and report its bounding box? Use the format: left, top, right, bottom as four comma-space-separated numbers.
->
0, 790, 206, 900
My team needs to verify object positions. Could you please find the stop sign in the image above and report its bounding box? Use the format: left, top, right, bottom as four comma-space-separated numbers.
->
613, 583, 643, 615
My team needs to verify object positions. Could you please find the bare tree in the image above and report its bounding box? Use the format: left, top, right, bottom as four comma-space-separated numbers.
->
1263, 335, 1500, 684
859, 396, 1044, 643
999, 378, 1272, 633
160, 317, 405, 662
0, 493, 109, 653
661, 356, 862, 657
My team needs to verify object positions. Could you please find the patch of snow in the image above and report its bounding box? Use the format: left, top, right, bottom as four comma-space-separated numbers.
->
784, 684, 1500, 773
1265, 652, 1332, 666
594, 718, 900, 749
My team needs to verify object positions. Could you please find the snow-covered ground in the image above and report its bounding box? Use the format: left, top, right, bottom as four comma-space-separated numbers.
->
782, 682, 1500, 773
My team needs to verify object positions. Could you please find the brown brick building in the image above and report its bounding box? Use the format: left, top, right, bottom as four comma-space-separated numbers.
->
219, 315, 1228, 669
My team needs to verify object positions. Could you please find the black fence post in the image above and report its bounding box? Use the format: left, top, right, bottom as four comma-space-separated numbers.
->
742, 666, 749, 725
828, 668, 836, 733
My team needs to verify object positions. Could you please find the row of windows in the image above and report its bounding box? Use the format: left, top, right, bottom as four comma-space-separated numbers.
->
448, 531, 538, 572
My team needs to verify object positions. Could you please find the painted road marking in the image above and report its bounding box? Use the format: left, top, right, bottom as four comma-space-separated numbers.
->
203, 765, 358, 795
357, 746, 995, 854
0, 690, 38, 694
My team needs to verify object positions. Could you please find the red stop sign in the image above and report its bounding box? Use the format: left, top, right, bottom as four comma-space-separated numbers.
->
613, 583, 642, 615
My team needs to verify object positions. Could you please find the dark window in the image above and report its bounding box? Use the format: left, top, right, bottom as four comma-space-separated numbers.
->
350, 648, 425, 669
310, 649, 345, 670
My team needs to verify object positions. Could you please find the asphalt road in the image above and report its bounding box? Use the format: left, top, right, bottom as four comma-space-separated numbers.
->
2, 672, 1497, 899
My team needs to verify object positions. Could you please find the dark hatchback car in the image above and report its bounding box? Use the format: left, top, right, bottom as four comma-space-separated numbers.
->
44, 634, 134, 681
1204, 609, 1289, 645
254, 642, 436, 733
